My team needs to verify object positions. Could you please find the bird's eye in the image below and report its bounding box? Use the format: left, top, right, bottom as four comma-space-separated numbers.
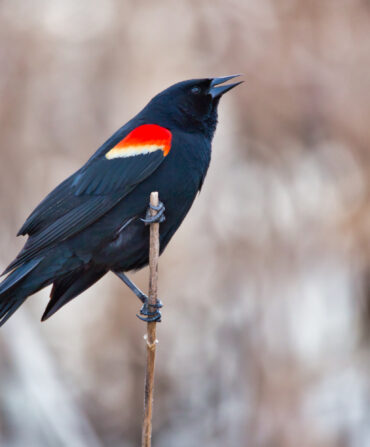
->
191, 86, 201, 95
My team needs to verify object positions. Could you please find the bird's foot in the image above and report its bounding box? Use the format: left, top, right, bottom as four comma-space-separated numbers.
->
141, 201, 166, 225
136, 298, 163, 323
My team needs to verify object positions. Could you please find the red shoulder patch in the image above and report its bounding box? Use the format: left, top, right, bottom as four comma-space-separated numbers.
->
105, 124, 172, 160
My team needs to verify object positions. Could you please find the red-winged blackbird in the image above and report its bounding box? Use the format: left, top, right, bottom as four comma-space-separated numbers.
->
0, 75, 242, 325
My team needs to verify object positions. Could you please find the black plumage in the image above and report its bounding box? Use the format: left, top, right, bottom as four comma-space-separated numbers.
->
0, 75, 242, 325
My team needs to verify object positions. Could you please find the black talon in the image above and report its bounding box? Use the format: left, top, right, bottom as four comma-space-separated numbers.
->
113, 272, 163, 322
141, 201, 166, 225
136, 298, 163, 322
136, 312, 162, 323
140, 298, 163, 314
152, 299, 163, 309
149, 203, 164, 212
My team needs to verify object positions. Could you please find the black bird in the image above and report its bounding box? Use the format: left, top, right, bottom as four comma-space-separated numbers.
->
0, 75, 242, 325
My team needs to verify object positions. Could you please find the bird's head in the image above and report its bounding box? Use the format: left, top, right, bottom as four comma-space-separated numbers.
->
141, 75, 243, 139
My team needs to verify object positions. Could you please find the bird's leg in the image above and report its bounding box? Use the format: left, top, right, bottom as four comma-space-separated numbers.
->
113, 271, 162, 322
141, 201, 166, 225
114, 271, 146, 303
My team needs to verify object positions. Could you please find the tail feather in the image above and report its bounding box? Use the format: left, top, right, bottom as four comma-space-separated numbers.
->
0, 258, 43, 326
0, 258, 42, 295
41, 268, 106, 321
0, 296, 29, 326
0, 253, 106, 325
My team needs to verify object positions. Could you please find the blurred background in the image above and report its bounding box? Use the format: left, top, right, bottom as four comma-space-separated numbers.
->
0, 1, 369, 446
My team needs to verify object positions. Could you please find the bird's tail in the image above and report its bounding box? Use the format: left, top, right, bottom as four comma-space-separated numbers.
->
0, 254, 107, 325
41, 267, 107, 321
0, 258, 45, 326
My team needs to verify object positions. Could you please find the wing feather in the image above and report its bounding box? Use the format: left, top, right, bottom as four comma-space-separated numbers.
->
7, 149, 167, 275
17, 173, 78, 236
72, 153, 163, 196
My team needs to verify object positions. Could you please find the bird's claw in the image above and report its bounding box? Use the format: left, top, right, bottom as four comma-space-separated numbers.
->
136, 298, 163, 323
141, 201, 166, 225
136, 312, 162, 323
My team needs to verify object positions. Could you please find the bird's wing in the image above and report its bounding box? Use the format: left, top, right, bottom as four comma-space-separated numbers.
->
5, 124, 172, 274
17, 173, 80, 236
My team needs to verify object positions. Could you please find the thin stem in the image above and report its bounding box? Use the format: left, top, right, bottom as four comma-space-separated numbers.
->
141, 192, 160, 447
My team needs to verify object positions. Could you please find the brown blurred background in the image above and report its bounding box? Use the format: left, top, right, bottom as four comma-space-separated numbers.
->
0, 1, 369, 446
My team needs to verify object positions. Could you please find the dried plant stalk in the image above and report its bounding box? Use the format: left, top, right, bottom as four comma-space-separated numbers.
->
141, 191, 160, 447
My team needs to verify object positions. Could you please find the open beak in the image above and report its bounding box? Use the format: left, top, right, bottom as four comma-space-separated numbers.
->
209, 74, 243, 98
